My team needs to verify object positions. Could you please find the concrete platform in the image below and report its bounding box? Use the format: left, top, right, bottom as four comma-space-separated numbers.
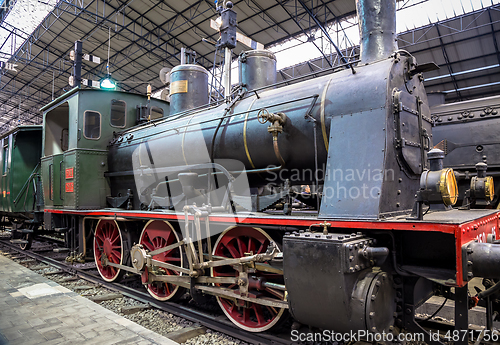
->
0, 255, 178, 345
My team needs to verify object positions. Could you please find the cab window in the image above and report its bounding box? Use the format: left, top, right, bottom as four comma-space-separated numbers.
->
84, 111, 101, 140
110, 100, 126, 128
149, 106, 163, 120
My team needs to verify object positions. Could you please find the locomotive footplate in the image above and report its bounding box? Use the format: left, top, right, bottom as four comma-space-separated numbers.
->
283, 231, 394, 334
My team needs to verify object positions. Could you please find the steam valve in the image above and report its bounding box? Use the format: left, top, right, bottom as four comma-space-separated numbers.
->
257, 109, 286, 137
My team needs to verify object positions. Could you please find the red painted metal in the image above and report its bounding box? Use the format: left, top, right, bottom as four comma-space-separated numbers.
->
45, 208, 459, 233
455, 213, 500, 286
65, 182, 74, 193
65, 167, 74, 179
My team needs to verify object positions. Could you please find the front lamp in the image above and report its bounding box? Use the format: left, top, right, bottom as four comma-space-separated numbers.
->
421, 167, 458, 207
466, 162, 495, 207
410, 149, 458, 220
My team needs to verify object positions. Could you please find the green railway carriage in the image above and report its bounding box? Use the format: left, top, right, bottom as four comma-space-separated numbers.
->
0, 125, 43, 217
0, 125, 43, 250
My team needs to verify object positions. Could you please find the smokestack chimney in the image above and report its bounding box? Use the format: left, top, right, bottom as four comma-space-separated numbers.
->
357, 0, 398, 64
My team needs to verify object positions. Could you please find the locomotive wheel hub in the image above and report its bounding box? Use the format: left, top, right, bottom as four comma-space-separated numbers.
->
130, 245, 147, 271
103, 239, 113, 257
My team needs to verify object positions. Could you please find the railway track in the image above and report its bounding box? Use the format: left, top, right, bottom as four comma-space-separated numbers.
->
0, 236, 292, 345
2, 233, 499, 345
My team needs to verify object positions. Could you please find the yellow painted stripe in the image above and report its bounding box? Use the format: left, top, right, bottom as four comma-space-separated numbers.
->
320, 77, 334, 152
243, 97, 258, 169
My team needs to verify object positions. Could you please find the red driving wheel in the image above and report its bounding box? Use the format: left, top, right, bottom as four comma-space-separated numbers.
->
212, 226, 287, 332
93, 219, 123, 282
139, 220, 184, 301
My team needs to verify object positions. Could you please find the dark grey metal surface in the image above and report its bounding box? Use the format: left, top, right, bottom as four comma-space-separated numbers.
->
169, 64, 209, 116
465, 242, 500, 279
356, 0, 398, 64
283, 231, 395, 332
109, 51, 431, 219
320, 110, 386, 219
432, 95, 500, 170
432, 94, 500, 204
422, 208, 497, 223
238, 50, 277, 91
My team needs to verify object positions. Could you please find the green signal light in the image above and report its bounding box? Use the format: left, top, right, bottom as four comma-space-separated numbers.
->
100, 74, 116, 90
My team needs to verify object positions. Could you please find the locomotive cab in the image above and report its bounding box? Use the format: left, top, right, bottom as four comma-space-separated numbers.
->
40, 88, 170, 214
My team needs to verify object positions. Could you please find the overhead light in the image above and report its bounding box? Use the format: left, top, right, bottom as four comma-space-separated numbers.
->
100, 74, 116, 90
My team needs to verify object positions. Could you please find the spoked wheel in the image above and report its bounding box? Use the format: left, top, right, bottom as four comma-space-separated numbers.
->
94, 219, 124, 282
212, 226, 288, 332
139, 220, 185, 301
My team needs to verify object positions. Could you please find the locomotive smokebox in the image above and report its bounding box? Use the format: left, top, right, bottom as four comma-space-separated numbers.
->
238, 50, 277, 91
357, 0, 398, 64
169, 64, 209, 115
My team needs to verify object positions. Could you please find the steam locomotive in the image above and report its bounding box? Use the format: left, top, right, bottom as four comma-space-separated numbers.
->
3, 0, 500, 341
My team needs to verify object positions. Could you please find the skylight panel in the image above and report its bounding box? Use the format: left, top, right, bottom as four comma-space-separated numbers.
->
462, 0, 473, 12
0, 0, 57, 62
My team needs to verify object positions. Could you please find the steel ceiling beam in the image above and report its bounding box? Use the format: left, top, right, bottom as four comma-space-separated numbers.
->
296, 0, 349, 65
275, 0, 333, 67
487, 8, 500, 67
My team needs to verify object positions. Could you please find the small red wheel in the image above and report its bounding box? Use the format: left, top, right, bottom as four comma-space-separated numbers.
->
212, 226, 287, 332
94, 219, 124, 282
140, 220, 185, 301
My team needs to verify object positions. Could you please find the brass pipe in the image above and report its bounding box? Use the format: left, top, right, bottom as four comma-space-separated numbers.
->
273, 136, 286, 167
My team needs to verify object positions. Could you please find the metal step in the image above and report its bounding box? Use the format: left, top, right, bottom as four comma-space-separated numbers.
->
54, 227, 69, 233
19, 229, 33, 234
53, 248, 69, 253
4, 228, 33, 234
10, 239, 29, 244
